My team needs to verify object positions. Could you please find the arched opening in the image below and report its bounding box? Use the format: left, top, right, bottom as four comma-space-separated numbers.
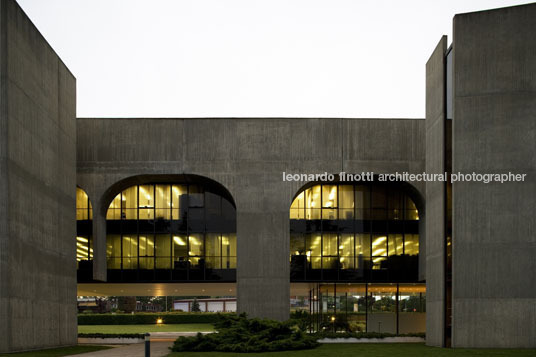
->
103, 176, 236, 283
289, 181, 425, 334
76, 187, 93, 280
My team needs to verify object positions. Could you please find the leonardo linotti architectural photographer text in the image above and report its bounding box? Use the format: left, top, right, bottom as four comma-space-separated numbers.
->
282, 171, 527, 184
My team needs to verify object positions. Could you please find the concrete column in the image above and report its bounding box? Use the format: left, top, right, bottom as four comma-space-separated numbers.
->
425, 35, 447, 347
92, 200, 108, 282
235, 178, 290, 321
452, 4, 536, 348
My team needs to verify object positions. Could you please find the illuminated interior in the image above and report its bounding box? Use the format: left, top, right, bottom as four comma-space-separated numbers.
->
104, 183, 236, 282
76, 187, 93, 269
290, 183, 420, 281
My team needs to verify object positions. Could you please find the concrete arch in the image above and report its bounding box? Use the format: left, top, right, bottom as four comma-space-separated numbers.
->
88, 173, 237, 283
289, 177, 425, 215
98, 173, 236, 218
288, 177, 426, 281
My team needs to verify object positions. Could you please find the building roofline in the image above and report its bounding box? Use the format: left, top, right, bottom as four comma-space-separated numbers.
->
76, 117, 424, 121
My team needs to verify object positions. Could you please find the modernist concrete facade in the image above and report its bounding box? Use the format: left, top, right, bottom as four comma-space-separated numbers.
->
76, 117, 426, 321
0, 0, 535, 353
0, 0, 77, 352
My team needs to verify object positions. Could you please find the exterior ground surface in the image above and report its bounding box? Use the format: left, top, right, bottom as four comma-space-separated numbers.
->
167, 343, 536, 357
78, 324, 214, 334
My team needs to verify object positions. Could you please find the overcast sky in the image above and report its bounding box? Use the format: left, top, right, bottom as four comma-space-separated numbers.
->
17, 0, 531, 118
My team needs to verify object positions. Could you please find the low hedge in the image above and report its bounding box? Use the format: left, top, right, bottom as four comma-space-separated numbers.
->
316, 331, 425, 339
78, 312, 233, 325
78, 333, 145, 339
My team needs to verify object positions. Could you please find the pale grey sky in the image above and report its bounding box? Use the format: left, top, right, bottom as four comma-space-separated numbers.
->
17, 0, 532, 118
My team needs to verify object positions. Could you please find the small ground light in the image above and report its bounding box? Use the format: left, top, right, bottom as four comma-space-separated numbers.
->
156, 318, 163, 324
331, 316, 335, 322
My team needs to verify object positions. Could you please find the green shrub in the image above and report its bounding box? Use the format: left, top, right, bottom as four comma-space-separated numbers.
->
78, 312, 234, 325
170, 313, 319, 353
289, 310, 310, 331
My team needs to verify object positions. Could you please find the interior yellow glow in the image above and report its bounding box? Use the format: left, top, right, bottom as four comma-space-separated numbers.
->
173, 236, 186, 246
372, 236, 386, 246
372, 248, 386, 256
77, 237, 88, 243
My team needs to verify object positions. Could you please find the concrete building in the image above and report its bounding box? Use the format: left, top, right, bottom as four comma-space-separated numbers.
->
0, 0, 534, 352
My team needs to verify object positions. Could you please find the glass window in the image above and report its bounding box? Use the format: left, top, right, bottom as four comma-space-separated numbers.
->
355, 233, 370, 257
355, 185, 370, 220
205, 192, 221, 218
306, 234, 322, 257
399, 284, 426, 313
305, 186, 321, 219
339, 234, 354, 269
122, 235, 137, 269
322, 233, 338, 257
222, 234, 236, 269
172, 234, 188, 267
106, 193, 122, 220
205, 233, 221, 257
371, 235, 387, 257
406, 196, 419, 220
189, 185, 204, 207
155, 184, 171, 220
138, 185, 153, 220
106, 234, 121, 270
139, 235, 154, 269
172, 185, 187, 220
290, 234, 305, 255
188, 234, 204, 256
388, 190, 403, 220
388, 234, 404, 256
290, 192, 305, 219
103, 182, 235, 281
289, 183, 421, 279
76, 188, 90, 220
155, 234, 171, 269
76, 236, 90, 261
404, 234, 419, 255
322, 185, 337, 208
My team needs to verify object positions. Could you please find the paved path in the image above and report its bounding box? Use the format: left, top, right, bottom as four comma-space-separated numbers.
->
71, 341, 173, 357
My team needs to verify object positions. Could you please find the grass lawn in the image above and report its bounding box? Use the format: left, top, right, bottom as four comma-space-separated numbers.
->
78, 323, 214, 334
0, 345, 110, 357
166, 343, 536, 357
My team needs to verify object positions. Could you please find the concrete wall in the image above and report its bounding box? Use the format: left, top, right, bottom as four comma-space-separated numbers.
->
425, 36, 447, 347
0, 0, 77, 353
77, 117, 425, 321
452, 4, 536, 348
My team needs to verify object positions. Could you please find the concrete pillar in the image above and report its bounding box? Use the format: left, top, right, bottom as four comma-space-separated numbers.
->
425, 35, 447, 347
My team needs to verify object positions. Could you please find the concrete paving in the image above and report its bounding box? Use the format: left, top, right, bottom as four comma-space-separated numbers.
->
71, 342, 174, 357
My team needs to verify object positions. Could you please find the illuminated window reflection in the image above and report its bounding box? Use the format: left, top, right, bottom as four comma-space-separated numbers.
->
76, 188, 93, 270
290, 183, 420, 281
105, 183, 236, 282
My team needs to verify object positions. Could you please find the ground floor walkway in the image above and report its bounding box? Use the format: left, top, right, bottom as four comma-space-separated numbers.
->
71, 340, 174, 357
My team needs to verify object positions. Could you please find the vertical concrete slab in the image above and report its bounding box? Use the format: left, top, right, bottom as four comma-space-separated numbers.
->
0, 0, 77, 352
452, 4, 536, 348
0, 0, 9, 350
425, 36, 447, 347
